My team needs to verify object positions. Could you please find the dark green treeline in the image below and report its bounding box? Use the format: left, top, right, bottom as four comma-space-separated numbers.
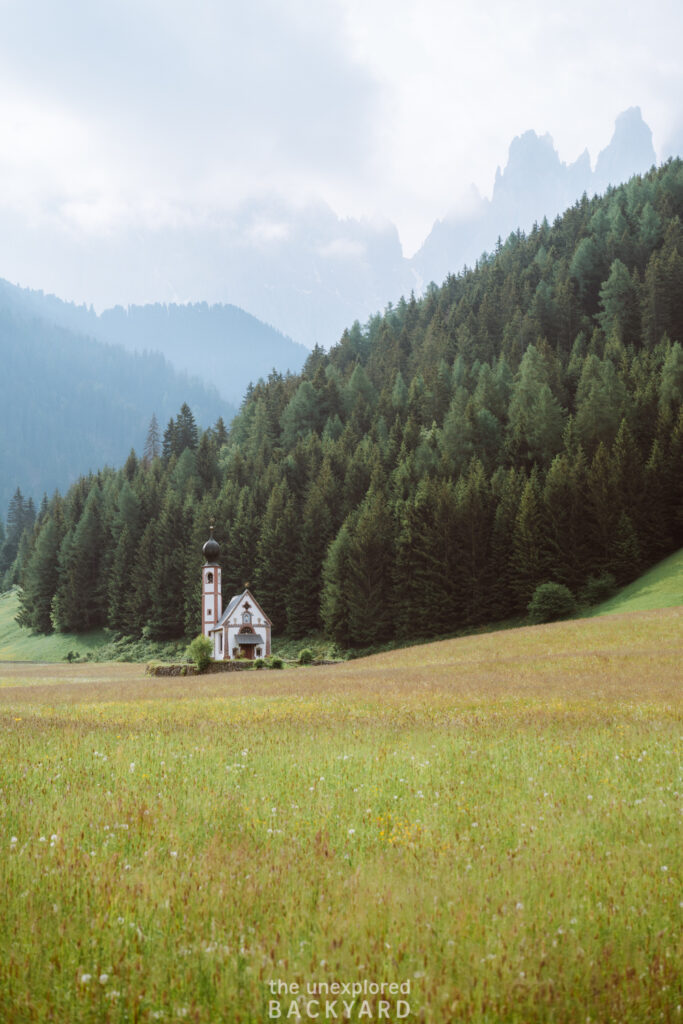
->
10, 160, 683, 646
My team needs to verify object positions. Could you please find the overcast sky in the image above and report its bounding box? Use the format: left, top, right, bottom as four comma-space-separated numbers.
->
0, 0, 682, 287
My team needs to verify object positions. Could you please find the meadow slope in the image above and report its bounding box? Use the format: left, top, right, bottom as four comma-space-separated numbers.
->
589, 547, 683, 617
0, 608, 681, 1023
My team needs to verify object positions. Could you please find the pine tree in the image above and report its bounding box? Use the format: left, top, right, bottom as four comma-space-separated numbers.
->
124, 521, 157, 635
148, 491, 192, 639
196, 432, 219, 492
213, 416, 229, 448
16, 499, 65, 633
659, 340, 683, 414
253, 480, 297, 634
52, 486, 107, 632
162, 418, 177, 462
344, 488, 396, 646
108, 525, 138, 633
598, 259, 640, 345
220, 487, 259, 597
610, 511, 641, 584
489, 468, 525, 619
575, 355, 627, 451
509, 470, 550, 609
143, 414, 161, 464
280, 381, 320, 448
584, 442, 621, 573
664, 407, 683, 546
506, 345, 566, 468
455, 459, 495, 624
175, 403, 199, 453
610, 419, 646, 539
321, 518, 354, 647
1, 487, 35, 582
394, 477, 463, 638
286, 476, 334, 637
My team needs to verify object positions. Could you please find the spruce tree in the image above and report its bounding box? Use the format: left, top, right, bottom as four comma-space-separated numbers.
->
175, 403, 199, 453
253, 480, 297, 634
344, 488, 395, 646
143, 413, 161, 464
509, 470, 550, 609
455, 459, 495, 624
148, 491, 192, 639
52, 486, 107, 632
107, 521, 140, 634
125, 521, 157, 636
16, 499, 65, 633
321, 518, 354, 647
286, 478, 334, 637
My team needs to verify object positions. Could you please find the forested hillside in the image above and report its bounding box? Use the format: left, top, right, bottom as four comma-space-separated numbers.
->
9, 160, 683, 646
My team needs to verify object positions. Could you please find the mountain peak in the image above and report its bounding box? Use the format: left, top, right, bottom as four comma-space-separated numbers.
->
594, 106, 656, 191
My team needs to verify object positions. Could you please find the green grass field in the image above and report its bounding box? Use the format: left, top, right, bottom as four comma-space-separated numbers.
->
589, 547, 683, 616
0, 588, 107, 663
1, 607, 681, 1023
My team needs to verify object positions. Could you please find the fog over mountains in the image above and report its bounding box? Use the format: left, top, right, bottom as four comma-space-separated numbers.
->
413, 107, 658, 290
2, 108, 659, 355
1, 109, 660, 356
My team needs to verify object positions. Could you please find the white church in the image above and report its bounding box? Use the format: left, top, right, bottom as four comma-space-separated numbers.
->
201, 528, 272, 661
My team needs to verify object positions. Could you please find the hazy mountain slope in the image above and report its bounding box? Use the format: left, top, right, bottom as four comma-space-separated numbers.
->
0, 302, 231, 513
0, 283, 309, 405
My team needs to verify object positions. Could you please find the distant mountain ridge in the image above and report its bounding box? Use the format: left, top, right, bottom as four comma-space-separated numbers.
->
0, 289, 234, 514
1, 284, 309, 405
0, 109, 662, 352
413, 107, 658, 288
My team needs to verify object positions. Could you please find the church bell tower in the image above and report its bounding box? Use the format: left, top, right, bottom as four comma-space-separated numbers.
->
201, 526, 222, 637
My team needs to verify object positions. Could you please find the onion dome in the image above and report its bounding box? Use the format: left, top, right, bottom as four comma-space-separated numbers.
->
202, 527, 220, 563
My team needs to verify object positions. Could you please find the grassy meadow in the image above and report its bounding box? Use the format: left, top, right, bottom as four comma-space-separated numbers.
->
0, 588, 108, 663
589, 547, 683, 617
1, 607, 681, 1023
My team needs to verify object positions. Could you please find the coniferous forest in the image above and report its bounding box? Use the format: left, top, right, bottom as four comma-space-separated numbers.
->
5, 160, 683, 648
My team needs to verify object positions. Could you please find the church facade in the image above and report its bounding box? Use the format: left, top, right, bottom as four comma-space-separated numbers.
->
201, 529, 272, 661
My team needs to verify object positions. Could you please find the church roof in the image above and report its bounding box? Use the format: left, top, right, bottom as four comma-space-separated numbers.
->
214, 588, 273, 628
234, 634, 264, 645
